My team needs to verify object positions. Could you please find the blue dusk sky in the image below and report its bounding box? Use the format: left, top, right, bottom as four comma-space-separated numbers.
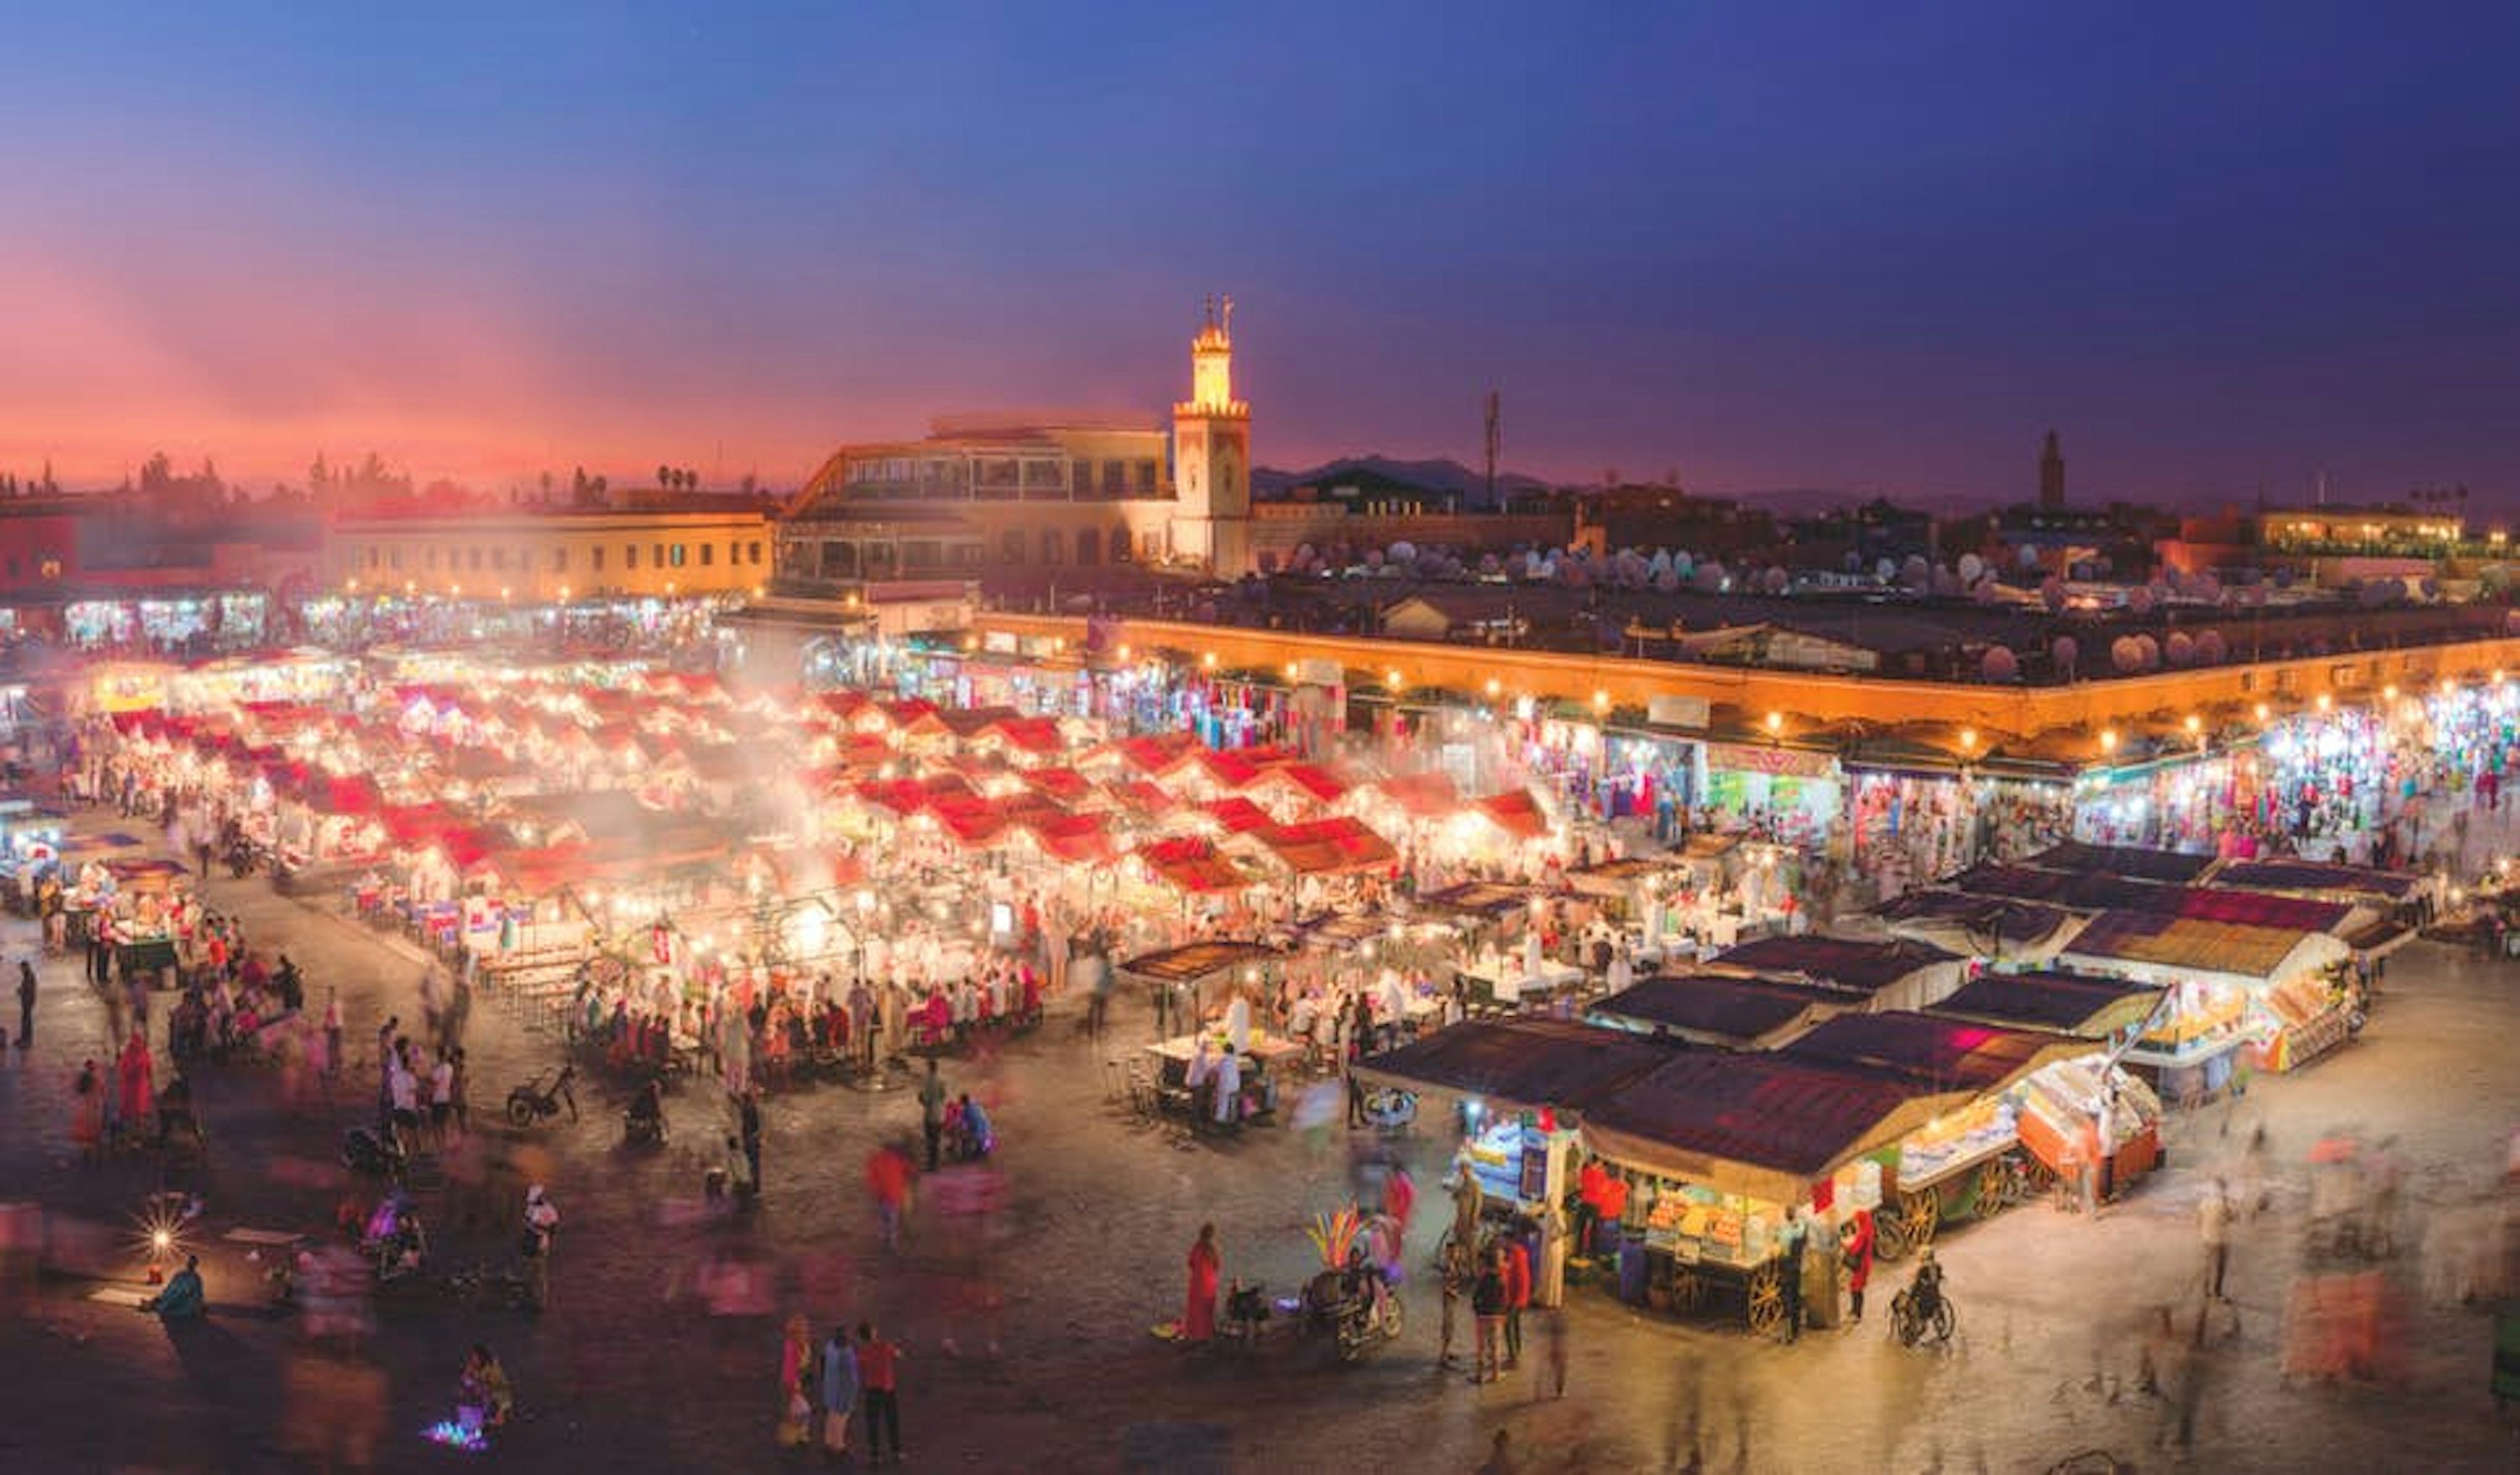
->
3, 2, 2515, 512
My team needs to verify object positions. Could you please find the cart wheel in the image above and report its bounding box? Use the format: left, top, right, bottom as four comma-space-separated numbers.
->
1745, 1262, 1785, 1336
2006, 1155, 2054, 1207
1894, 1186, 1939, 1251
505, 1095, 534, 1128
1874, 1208, 1911, 1264
1973, 1159, 2010, 1219
1930, 1298, 1954, 1343
1668, 1268, 1706, 1314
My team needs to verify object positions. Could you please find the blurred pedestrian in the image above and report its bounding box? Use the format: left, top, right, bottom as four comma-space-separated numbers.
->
1502, 1232, 1532, 1368
856, 1323, 902, 1463
778, 1314, 814, 1449
1437, 1237, 1471, 1369
16, 956, 35, 1046
737, 1086, 764, 1195
818, 1322, 860, 1460
1778, 1206, 1808, 1343
865, 1142, 913, 1250
2200, 1178, 2233, 1300
522, 1184, 560, 1312
919, 1060, 947, 1171
1183, 1223, 1220, 1342
1544, 1306, 1568, 1399
1472, 1247, 1506, 1383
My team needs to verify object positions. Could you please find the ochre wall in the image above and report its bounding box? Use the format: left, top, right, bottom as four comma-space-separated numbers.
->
976, 610, 2520, 740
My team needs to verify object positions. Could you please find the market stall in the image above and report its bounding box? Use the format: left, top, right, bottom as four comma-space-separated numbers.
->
1926, 969, 2168, 1044
1874, 889, 2086, 966
1580, 1050, 1935, 1334
2056, 909, 2350, 1095
1353, 1018, 1676, 1306
2012, 1052, 2165, 1205
1777, 1011, 2091, 1258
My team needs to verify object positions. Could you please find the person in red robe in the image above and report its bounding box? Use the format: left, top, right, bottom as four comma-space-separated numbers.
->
116, 1030, 155, 1137
1183, 1223, 1221, 1341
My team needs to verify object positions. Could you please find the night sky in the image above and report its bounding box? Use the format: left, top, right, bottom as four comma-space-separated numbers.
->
6, 3, 2515, 511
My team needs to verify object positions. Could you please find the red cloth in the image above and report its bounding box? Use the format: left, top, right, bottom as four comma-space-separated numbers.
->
1503, 1240, 1532, 1309
1599, 1177, 1629, 1220
1183, 1237, 1221, 1340
1385, 1170, 1416, 1233
856, 1338, 898, 1391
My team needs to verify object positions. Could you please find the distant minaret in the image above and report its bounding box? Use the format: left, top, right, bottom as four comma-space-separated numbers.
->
1171, 295, 1252, 572
2038, 429, 2066, 509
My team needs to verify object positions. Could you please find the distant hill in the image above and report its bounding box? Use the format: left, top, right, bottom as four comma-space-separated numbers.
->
1253, 456, 1551, 509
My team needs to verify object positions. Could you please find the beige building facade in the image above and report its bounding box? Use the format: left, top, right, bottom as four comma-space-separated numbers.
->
327, 505, 774, 602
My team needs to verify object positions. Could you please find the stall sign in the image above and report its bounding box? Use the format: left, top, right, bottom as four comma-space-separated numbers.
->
1647, 695, 1710, 730
1518, 1136, 1549, 1201
1702, 741, 1834, 780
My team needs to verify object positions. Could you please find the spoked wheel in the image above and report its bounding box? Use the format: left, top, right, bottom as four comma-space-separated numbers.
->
1973, 1159, 2011, 1219
1744, 1262, 1786, 1336
2003, 1154, 2055, 1208
1929, 1298, 1955, 1344
1893, 1291, 1923, 1346
504, 1095, 535, 1128
1874, 1207, 1912, 1264
1892, 1186, 1940, 1252
1668, 1268, 1706, 1314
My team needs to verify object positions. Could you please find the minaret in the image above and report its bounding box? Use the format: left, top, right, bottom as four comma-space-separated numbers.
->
2039, 429, 2065, 509
1171, 295, 1251, 572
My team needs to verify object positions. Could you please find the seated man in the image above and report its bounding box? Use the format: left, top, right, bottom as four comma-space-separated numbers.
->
143, 1255, 207, 1321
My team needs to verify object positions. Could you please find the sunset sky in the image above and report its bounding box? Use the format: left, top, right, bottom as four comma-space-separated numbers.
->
6, 3, 2516, 509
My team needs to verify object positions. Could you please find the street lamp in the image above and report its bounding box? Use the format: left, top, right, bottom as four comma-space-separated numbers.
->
1765, 710, 1784, 737
2099, 727, 2118, 757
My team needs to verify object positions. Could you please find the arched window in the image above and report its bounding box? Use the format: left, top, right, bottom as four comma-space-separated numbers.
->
1074, 528, 1100, 566
1108, 527, 1131, 563
1040, 530, 1064, 566
1000, 530, 1025, 565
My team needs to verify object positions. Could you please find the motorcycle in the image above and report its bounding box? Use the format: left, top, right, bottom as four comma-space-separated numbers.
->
1302, 1259, 1404, 1361
505, 1065, 579, 1128
341, 1124, 407, 1180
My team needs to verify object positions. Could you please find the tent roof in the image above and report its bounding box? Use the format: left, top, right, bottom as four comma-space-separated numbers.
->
2026, 841, 2216, 884
1779, 1010, 2084, 1095
1354, 1019, 1676, 1115
1710, 935, 1960, 993
1589, 973, 1853, 1047
1580, 1052, 1941, 1205
1416, 880, 1541, 918
2059, 910, 2334, 982
2208, 859, 2421, 901
1929, 970, 2168, 1037
1255, 815, 1397, 876
1372, 770, 1463, 818
1473, 788, 1549, 839
1118, 939, 1284, 983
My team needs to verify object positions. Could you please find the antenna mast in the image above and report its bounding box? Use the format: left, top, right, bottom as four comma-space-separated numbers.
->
1483, 390, 1501, 507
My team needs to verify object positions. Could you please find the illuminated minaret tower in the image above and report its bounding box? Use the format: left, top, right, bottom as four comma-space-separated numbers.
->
1171, 294, 1252, 572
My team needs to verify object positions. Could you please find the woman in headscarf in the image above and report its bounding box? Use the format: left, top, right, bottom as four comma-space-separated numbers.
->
1183, 1223, 1221, 1342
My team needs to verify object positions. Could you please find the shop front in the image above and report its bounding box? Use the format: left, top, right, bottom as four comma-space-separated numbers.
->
1695, 740, 1840, 846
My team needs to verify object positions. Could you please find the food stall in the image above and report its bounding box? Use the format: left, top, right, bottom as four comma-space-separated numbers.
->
1580, 1050, 1937, 1334
1777, 1011, 2091, 1259
1353, 1018, 1675, 1306
2013, 1052, 2165, 1203
2057, 910, 2349, 1094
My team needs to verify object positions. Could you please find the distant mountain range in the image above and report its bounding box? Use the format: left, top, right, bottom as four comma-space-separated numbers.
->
1253, 455, 1973, 516
1251, 456, 1549, 507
